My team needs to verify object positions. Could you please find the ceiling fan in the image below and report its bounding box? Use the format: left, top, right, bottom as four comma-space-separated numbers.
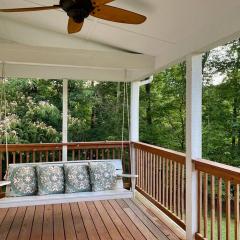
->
0, 0, 147, 34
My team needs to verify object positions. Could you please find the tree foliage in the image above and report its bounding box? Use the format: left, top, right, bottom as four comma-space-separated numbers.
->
0, 39, 240, 166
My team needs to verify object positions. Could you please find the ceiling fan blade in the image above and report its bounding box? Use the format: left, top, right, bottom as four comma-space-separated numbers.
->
68, 17, 84, 34
91, 0, 114, 7
0, 5, 60, 12
91, 5, 146, 24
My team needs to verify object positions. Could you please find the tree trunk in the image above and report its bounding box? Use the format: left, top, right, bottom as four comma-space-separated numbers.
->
145, 83, 152, 125
90, 81, 96, 129
232, 97, 237, 148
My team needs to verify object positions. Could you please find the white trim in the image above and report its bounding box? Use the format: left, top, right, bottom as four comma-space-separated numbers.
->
62, 79, 68, 162
130, 81, 140, 142
185, 54, 203, 240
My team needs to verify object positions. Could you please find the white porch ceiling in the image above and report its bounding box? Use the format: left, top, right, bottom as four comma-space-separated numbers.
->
0, 0, 240, 81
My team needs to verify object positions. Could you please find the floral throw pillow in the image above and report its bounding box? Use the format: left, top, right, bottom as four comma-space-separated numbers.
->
89, 162, 117, 192
64, 164, 91, 193
8, 165, 37, 197
37, 165, 64, 195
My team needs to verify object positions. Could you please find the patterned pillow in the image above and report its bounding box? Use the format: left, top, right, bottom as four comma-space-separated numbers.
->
64, 164, 91, 193
37, 165, 64, 195
89, 162, 117, 192
8, 165, 37, 197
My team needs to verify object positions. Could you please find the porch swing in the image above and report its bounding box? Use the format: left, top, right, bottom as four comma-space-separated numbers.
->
0, 68, 137, 208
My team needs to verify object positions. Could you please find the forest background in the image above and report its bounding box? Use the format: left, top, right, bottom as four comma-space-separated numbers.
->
0, 39, 240, 167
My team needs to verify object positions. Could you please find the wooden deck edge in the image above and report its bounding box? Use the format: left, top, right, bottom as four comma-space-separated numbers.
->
135, 187, 186, 229
135, 190, 186, 240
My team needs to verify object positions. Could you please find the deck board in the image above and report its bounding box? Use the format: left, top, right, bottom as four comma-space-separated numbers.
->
0, 199, 182, 240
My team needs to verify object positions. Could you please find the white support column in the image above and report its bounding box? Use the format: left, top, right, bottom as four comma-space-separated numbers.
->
130, 81, 140, 195
130, 81, 140, 142
186, 54, 203, 240
62, 79, 68, 162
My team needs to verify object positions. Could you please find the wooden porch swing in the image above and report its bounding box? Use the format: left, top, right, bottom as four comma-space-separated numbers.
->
0, 70, 137, 208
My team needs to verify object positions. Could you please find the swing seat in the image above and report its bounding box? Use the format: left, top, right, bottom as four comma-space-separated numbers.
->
0, 159, 137, 208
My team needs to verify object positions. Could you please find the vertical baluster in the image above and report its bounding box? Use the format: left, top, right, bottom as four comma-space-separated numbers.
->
169, 160, 173, 211
72, 150, 75, 161
33, 151, 36, 163
26, 152, 30, 163
211, 175, 215, 240
90, 149, 93, 159
166, 158, 169, 208
117, 148, 121, 159
173, 161, 177, 213
218, 177, 222, 240
137, 149, 140, 188
203, 173, 208, 238
39, 151, 42, 162
177, 162, 181, 217
235, 183, 239, 240
46, 151, 49, 162
101, 149, 104, 159
181, 164, 185, 220
78, 149, 81, 160
147, 152, 150, 194
145, 152, 148, 192
142, 150, 144, 190
20, 152, 23, 163
107, 149, 110, 159
112, 149, 115, 159
140, 149, 142, 189
13, 152, 16, 164
58, 150, 61, 161
150, 153, 153, 196
156, 155, 159, 200
226, 180, 231, 240
141, 150, 144, 190
123, 148, 126, 173
136, 149, 139, 187
162, 157, 165, 205
52, 151, 55, 161
159, 156, 162, 203
153, 154, 156, 199
198, 171, 202, 234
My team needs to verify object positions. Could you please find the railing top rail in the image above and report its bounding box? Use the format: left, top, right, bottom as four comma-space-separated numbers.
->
132, 141, 186, 164
194, 158, 240, 183
0, 141, 130, 152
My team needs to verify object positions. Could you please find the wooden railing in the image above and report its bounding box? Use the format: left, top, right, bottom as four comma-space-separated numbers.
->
0, 141, 130, 194
132, 142, 186, 230
195, 158, 240, 240
1, 140, 240, 239
132, 142, 240, 240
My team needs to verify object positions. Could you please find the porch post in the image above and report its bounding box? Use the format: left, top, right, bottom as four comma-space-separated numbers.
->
130, 81, 140, 194
186, 54, 202, 239
62, 79, 68, 162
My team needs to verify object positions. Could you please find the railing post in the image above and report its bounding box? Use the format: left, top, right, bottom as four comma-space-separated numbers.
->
130, 81, 140, 195
62, 79, 68, 162
186, 54, 203, 240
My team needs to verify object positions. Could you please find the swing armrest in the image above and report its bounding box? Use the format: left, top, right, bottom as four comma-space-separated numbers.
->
117, 174, 138, 179
0, 181, 11, 187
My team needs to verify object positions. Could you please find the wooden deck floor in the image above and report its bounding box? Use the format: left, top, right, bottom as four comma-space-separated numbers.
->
0, 198, 181, 240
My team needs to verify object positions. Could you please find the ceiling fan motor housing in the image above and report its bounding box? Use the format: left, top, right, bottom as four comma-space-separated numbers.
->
60, 0, 94, 22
